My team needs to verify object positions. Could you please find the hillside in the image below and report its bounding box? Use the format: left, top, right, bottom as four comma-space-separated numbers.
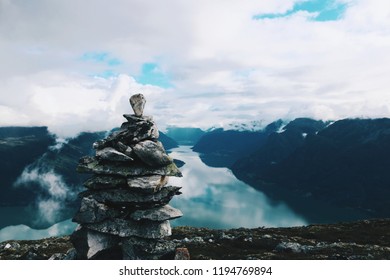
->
0, 127, 56, 206
192, 120, 283, 167
232, 118, 390, 218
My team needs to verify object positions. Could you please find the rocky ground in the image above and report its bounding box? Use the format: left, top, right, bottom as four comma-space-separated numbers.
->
1, 219, 389, 260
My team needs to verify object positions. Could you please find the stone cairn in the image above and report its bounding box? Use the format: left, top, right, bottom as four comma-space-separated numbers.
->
71, 93, 183, 259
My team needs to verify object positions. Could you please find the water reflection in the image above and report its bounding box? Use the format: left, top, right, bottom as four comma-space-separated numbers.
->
169, 146, 307, 229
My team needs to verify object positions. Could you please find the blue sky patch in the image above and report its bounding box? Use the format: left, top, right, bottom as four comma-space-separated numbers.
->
107, 58, 121, 66
98, 70, 118, 78
136, 63, 173, 88
254, 0, 347, 22
81, 51, 122, 78
81, 51, 109, 62
81, 51, 122, 65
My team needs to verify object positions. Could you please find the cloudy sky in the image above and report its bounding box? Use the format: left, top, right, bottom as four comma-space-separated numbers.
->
1, 0, 390, 137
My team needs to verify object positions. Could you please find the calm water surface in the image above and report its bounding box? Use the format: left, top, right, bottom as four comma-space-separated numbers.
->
169, 146, 306, 228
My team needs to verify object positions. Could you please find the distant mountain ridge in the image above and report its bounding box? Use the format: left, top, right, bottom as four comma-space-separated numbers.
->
192, 120, 284, 167
232, 118, 328, 178
231, 118, 390, 218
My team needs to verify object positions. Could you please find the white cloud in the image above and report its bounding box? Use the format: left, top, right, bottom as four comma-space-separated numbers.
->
1, 0, 390, 135
14, 166, 72, 224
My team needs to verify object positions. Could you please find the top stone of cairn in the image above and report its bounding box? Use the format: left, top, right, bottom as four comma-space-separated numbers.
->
130, 93, 146, 117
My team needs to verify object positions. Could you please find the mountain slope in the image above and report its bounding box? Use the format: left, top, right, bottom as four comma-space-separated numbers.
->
165, 127, 205, 145
232, 118, 327, 179
0, 127, 56, 206
193, 120, 284, 167
159, 131, 179, 150
233, 118, 390, 218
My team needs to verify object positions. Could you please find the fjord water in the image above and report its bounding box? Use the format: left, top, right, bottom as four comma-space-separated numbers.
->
0, 145, 306, 242
169, 146, 306, 228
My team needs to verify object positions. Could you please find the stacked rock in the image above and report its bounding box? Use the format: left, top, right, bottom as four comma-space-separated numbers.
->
71, 93, 183, 260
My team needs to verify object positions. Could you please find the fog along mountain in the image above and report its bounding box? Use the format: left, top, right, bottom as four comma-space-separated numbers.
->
192, 120, 284, 167
194, 118, 390, 221
0, 126, 178, 229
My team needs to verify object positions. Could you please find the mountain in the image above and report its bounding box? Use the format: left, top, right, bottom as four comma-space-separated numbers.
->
20, 131, 106, 188
192, 120, 284, 167
165, 127, 205, 145
214, 120, 266, 132
232, 118, 327, 179
232, 118, 390, 218
159, 131, 179, 150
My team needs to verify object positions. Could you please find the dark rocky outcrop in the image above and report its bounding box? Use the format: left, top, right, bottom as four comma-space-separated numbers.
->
2, 219, 389, 260
71, 93, 183, 260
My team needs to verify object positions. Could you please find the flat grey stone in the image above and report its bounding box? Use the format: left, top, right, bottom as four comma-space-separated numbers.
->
130, 205, 183, 221
77, 156, 182, 177
119, 120, 159, 144
70, 226, 120, 259
114, 141, 134, 157
80, 185, 182, 207
127, 175, 168, 193
84, 219, 171, 238
83, 176, 127, 190
133, 140, 173, 167
96, 147, 133, 162
73, 197, 124, 224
